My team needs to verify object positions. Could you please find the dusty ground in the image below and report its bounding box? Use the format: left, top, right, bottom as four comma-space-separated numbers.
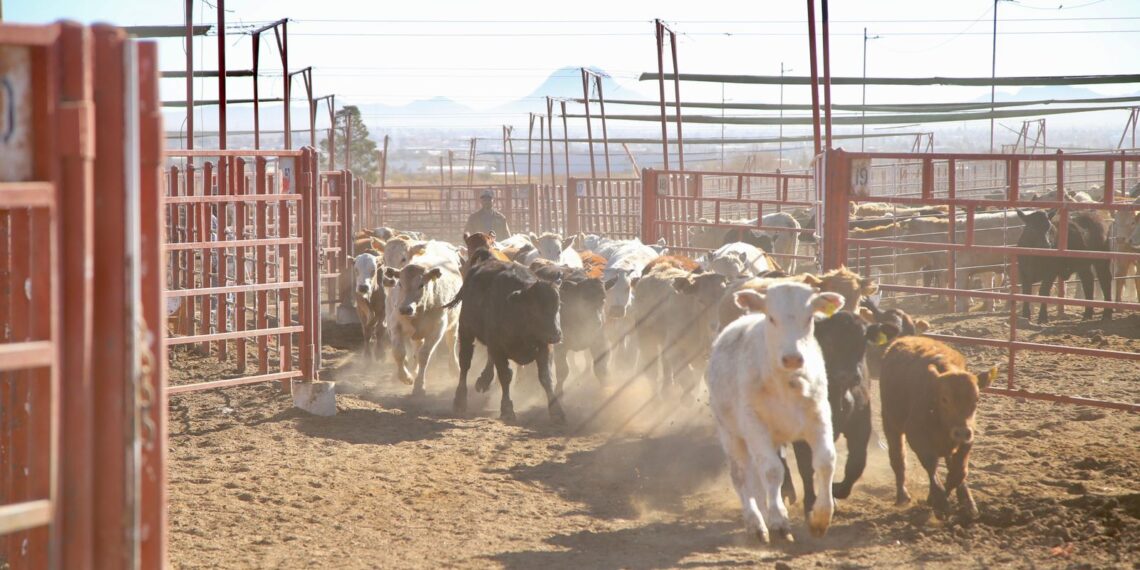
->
167, 311, 1139, 569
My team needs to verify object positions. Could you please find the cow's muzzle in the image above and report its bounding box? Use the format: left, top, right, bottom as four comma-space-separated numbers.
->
398, 304, 415, 316
358, 285, 370, 294
780, 353, 804, 370
950, 426, 973, 444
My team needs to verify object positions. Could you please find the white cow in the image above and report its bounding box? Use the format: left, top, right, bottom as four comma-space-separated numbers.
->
520, 232, 584, 268
351, 252, 387, 360
688, 213, 801, 272
601, 240, 659, 319
706, 282, 842, 542
703, 242, 776, 280
384, 255, 463, 396
1113, 196, 1140, 302
382, 238, 462, 275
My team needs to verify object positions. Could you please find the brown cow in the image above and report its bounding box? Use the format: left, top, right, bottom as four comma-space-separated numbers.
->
643, 254, 702, 274
462, 232, 509, 276
880, 336, 996, 520
579, 251, 606, 279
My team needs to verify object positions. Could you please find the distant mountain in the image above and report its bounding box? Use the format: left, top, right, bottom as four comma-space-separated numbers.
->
494, 66, 649, 116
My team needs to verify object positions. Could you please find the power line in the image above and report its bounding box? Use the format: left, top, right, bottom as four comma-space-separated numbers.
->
288, 29, 1140, 37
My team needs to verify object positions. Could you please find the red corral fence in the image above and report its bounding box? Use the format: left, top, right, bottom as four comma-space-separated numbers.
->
0, 22, 166, 568
819, 149, 1140, 413
363, 183, 539, 242
164, 148, 322, 394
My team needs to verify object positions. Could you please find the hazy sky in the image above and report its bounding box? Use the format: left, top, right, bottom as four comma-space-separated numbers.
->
9, 0, 1140, 132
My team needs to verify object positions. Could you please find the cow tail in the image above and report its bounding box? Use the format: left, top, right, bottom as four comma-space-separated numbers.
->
444, 279, 467, 310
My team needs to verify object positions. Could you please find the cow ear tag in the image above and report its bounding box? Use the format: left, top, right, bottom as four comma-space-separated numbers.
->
875, 331, 888, 346
988, 366, 998, 379
820, 300, 838, 317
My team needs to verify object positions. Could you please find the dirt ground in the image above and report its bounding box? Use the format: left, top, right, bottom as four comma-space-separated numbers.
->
167, 309, 1139, 569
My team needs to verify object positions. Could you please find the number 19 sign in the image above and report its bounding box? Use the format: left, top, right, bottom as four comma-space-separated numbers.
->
851, 158, 871, 195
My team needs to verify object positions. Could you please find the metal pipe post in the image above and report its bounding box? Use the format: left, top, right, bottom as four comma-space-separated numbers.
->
217, 0, 226, 149
669, 29, 684, 170
655, 19, 670, 170
581, 69, 597, 178
806, 0, 822, 156
821, 0, 833, 151
595, 74, 612, 178
185, 0, 194, 149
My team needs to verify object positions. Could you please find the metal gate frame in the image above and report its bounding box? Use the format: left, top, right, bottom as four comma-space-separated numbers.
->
819, 149, 1140, 413
1, 22, 167, 569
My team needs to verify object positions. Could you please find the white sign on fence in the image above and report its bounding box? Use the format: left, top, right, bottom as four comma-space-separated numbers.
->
0, 46, 34, 182
576, 181, 585, 197
851, 158, 871, 195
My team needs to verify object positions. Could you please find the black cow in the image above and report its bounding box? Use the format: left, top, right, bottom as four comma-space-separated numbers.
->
782, 311, 900, 515
530, 263, 609, 395
859, 298, 929, 378
1015, 209, 1113, 323
448, 259, 565, 422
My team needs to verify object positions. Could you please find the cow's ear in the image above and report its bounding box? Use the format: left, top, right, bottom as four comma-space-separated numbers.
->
425, 268, 443, 281
736, 251, 748, 264
630, 276, 641, 288
346, 255, 355, 269
384, 267, 399, 279
915, 319, 930, 334
859, 278, 879, 296
463, 232, 471, 241
976, 366, 996, 389
561, 235, 577, 250
691, 266, 704, 275
409, 243, 428, 257
672, 276, 695, 294
812, 292, 845, 316
382, 277, 396, 288
927, 363, 942, 378
802, 274, 823, 287
857, 306, 876, 324
1015, 209, 1028, 221
734, 290, 765, 313
488, 230, 496, 239
866, 323, 900, 346
527, 232, 538, 245
604, 278, 617, 291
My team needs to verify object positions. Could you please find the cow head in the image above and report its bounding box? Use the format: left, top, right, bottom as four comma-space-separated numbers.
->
388, 264, 444, 317
353, 253, 382, 298
735, 282, 844, 373
382, 236, 414, 271
531, 232, 570, 261
508, 280, 563, 344
815, 311, 899, 417
463, 231, 496, 253
603, 270, 638, 319
674, 272, 730, 336
649, 237, 669, 255
928, 363, 996, 445
1016, 209, 1056, 249
558, 277, 607, 345
705, 248, 753, 280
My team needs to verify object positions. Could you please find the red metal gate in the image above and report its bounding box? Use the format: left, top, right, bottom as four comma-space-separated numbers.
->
642, 168, 818, 271
566, 177, 642, 240
820, 149, 1140, 412
164, 148, 321, 394
364, 183, 538, 242
1, 22, 166, 568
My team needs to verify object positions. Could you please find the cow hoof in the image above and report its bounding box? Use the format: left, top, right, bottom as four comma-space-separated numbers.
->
452, 398, 467, 415
475, 372, 494, 393
412, 386, 426, 398
960, 503, 980, 522
895, 493, 912, 507
807, 514, 831, 538
500, 410, 517, 422
1100, 311, 1113, 321
548, 406, 567, 424
832, 482, 852, 500
397, 375, 413, 386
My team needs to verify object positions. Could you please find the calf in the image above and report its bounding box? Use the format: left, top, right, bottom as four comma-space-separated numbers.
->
880, 336, 995, 519
462, 232, 509, 276
703, 242, 775, 280
786, 311, 900, 517
351, 252, 388, 360
448, 259, 565, 422
706, 282, 844, 542
859, 298, 929, 378
632, 265, 728, 396
384, 257, 463, 395
716, 266, 876, 330
1016, 209, 1113, 323
531, 263, 609, 394
1112, 197, 1140, 303
643, 254, 702, 274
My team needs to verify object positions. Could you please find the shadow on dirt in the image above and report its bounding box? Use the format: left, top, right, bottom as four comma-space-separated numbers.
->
290, 407, 458, 446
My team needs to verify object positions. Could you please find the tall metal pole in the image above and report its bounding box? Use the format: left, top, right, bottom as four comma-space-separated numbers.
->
595, 75, 612, 178
779, 63, 788, 165
862, 29, 867, 151
806, 0, 822, 157
655, 19, 670, 170
990, 0, 998, 153
546, 98, 557, 188
281, 21, 291, 149
670, 29, 685, 171
581, 69, 597, 178
252, 32, 261, 149
527, 114, 535, 186
561, 100, 571, 185
217, 0, 226, 149
380, 134, 389, 189
821, 0, 833, 151
185, 0, 194, 150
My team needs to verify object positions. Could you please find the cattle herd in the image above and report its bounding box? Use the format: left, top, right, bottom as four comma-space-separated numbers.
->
337, 186, 1138, 542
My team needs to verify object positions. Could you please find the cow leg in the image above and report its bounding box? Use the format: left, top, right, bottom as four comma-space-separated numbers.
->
885, 428, 911, 506
453, 328, 475, 414
834, 405, 871, 501
804, 425, 837, 537
1093, 259, 1113, 320
553, 344, 570, 397
373, 319, 389, 361
954, 267, 970, 312
1036, 274, 1055, 324
917, 452, 949, 517
475, 347, 496, 393
589, 334, 610, 385
1075, 266, 1096, 320
536, 346, 566, 423
391, 329, 413, 386
737, 415, 793, 542
412, 320, 447, 397
792, 441, 814, 519
443, 322, 459, 372
944, 443, 978, 520
1019, 277, 1034, 319
492, 351, 516, 422
715, 425, 769, 542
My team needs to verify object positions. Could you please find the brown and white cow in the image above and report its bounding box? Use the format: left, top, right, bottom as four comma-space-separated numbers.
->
350, 251, 387, 360
880, 336, 996, 520
384, 255, 463, 396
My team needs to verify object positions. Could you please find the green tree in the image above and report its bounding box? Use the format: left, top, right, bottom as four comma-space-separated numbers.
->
319, 105, 380, 183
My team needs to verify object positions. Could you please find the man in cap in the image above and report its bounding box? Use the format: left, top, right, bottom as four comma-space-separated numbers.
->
464, 190, 511, 238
